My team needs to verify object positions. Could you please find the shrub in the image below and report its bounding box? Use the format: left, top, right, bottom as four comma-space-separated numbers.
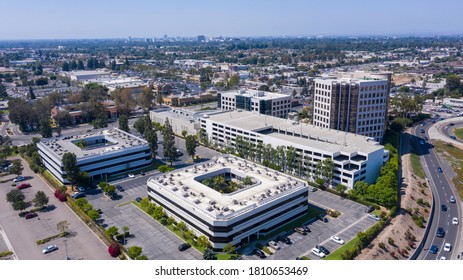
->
108, 242, 120, 258
378, 242, 386, 250
127, 246, 143, 259
58, 192, 67, 202
388, 237, 395, 246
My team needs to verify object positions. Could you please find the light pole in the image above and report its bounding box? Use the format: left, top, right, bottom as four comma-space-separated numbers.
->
64, 239, 70, 260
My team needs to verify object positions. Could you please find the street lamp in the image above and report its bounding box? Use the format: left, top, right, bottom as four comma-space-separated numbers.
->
64, 239, 70, 260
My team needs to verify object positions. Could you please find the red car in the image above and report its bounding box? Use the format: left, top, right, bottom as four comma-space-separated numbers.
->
25, 213, 38, 219
16, 183, 31, 189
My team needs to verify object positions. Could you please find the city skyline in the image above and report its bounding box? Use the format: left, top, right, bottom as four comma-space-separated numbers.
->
1, 0, 463, 40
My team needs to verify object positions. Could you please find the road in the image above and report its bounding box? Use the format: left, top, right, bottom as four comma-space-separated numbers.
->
414, 118, 462, 260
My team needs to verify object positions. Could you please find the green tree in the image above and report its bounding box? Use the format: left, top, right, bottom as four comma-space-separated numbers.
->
75, 197, 88, 208
40, 118, 52, 138
162, 117, 177, 165
153, 205, 165, 220
6, 189, 25, 204
122, 226, 129, 245
203, 248, 217, 260
87, 209, 100, 221
62, 152, 80, 187
446, 74, 461, 91
335, 184, 348, 197
322, 158, 335, 186
144, 127, 158, 158
106, 226, 119, 237
32, 191, 49, 208
13, 200, 28, 212
222, 243, 236, 255
118, 114, 129, 132
197, 235, 211, 249
185, 135, 197, 159
9, 160, 23, 176
28, 86, 36, 100
138, 87, 155, 113
156, 93, 163, 106
103, 184, 116, 195
57, 220, 70, 235
135, 254, 148, 260
77, 60, 85, 70
127, 246, 143, 259
184, 230, 195, 240
177, 221, 188, 232
133, 116, 146, 135
62, 62, 70, 71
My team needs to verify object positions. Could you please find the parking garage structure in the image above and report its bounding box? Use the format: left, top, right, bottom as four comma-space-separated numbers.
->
147, 154, 308, 249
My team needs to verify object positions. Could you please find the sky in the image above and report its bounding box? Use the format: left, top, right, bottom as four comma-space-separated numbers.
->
1, 0, 463, 40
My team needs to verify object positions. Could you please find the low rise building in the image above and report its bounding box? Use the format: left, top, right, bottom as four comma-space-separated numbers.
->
147, 154, 308, 249
37, 128, 152, 183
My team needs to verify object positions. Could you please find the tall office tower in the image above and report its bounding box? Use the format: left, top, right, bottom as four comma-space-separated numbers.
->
312, 72, 391, 143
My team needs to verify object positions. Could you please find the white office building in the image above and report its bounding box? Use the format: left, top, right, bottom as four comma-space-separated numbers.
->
313, 73, 390, 142
200, 110, 388, 189
219, 89, 291, 119
37, 128, 152, 183
147, 155, 308, 249
68, 70, 111, 82
443, 97, 463, 108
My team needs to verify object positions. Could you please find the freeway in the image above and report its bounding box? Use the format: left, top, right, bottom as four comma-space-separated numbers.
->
415, 118, 462, 260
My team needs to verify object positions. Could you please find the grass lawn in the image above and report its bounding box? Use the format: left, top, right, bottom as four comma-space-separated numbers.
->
433, 140, 463, 200
259, 206, 324, 240
454, 128, 463, 140
410, 144, 425, 179
324, 236, 360, 260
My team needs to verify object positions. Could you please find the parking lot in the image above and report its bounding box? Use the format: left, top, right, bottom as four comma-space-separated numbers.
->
243, 190, 378, 260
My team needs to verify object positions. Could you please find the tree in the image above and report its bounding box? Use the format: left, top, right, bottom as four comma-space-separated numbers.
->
138, 87, 155, 112
322, 158, 335, 186
135, 254, 148, 260
336, 184, 348, 197
446, 74, 461, 91
13, 200, 28, 212
87, 209, 100, 221
6, 189, 25, 204
184, 230, 195, 240
222, 243, 236, 255
106, 226, 119, 237
122, 226, 129, 245
91, 110, 108, 129
118, 115, 129, 132
57, 220, 70, 235
197, 236, 211, 249
185, 135, 197, 159
28, 86, 36, 100
203, 248, 217, 260
153, 206, 165, 220
145, 128, 158, 158
127, 246, 143, 259
108, 242, 120, 257
35, 77, 48, 86
33, 191, 49, 208
162, 117, 177, 165
62, 152, 80, 187
77, 60, 85, 70
62, 62, 70, 71
177, 221, 188, 232
9, 160, 23, 176
111, 88, 135, 116
40, 118, 52, 138
134, 116, 146, 135
103, 184, 116, 195
156, 93, 163, 106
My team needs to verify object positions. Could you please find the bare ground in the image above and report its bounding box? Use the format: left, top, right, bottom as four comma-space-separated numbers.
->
356, 130, 432, 260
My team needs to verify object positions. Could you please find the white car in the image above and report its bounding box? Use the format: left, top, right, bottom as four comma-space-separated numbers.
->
330, 235, 345, 245
311, 247, 325, 258
128, 174, 135, 178
444, 243, 452, 252
449, 195, 456, 203
439, 256, 446, 260
268, 240, 280, 250
368, 214, 381, 221
42, 245, 58, 254
452, 217, 459, 225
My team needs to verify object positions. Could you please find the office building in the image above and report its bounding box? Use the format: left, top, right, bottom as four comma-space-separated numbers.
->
147, 155, 308, 249
37, 128, 152, 184
219, 89, 291, 119
312, 73, 391, 142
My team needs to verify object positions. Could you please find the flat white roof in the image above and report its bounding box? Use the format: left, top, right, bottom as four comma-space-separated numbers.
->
221, 89, 290, 100
206, 110, 384, 154
148, 155, 307, 221
38, 128, 147, 160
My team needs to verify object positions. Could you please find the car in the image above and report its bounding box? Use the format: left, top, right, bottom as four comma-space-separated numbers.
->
452, 217, 459, 225
450, 195, 456, 203
277, 236, 291, 245
437, 167, 443, 173
316, 245, 330, 255
253, 249, 266, 258
311, 247, 325, 258
135, 197, 142, 203
96, 209, 103, 214
77, 186, 86, 192
140, 172, 146, 176
176, 150, 184, 156
42, 245, 58, 254
449, 123, 455, 126
429, 245, 438, 254
436, 227, 445, 237
441, 204, 447, 211
178, 243, 191, 251
443, 243, 452, 252
128, 174, 135, 178
420, 129, 425, 133
116, 185, 125, 192
295, 227, 307, 235
368, 214, 381, 221
16, 183, 31, 190
13, 176, 25, 182
71, 192, 85, 199
301, 225, 311, 232
310, 187, 317, 192
450, 135, 457, 140
364, 206, 374, 213
25, 213, 38, 219
268, 240, 280, 250
439, 256, 446, 260
331, 235, 345, 244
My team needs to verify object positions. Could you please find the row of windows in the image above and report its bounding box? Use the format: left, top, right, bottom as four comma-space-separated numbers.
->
358, 112, 385, 119
314, 108, 330, 117
222, 96, 236, 102
315, 83, 332, 90
358, 119, 384, 126
314, 89, 331, 96
358, 105, 385, 112
358, 126, 383, 133
360, 85, 386, 91
314, 102, 330, 111
314, 96, 331, 103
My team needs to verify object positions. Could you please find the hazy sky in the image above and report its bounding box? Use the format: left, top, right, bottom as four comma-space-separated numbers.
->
1, 0, 462, 39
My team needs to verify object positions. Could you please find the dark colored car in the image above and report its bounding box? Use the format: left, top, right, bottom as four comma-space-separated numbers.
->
96, 209, 103, 214
441, 204, 447, 211
116, 185, 124, 192
253, 249, 266, 258
437, 167, 443, 173
178, 243, 191, 251
450, 136, 456, 140
25, 213, 38, 219
429, 245, 438, 254
135, 197, 142, 203
301, 225, 311, 233
436, 227, 445, 237
140, 172, 146, 176
277, 236, 291, 245
316, 245, 330, 256
16, 183, 31, 190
